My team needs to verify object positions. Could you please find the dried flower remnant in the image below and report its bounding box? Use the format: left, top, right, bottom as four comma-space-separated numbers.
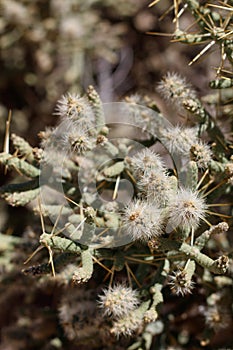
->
157, 72, 196, 110
61, 126, 94, 155
168, 188, 206, 231
54, 93, 94, 124
160, 125, 198, 156
98, 285, 140, 318
129, 148, 166, 177
122, 199, 164, 241
168, 269, 194, 297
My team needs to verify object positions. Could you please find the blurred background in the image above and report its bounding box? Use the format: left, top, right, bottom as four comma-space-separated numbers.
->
0, 0, 214, 144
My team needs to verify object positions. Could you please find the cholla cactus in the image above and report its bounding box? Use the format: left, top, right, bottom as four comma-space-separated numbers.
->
157, 72, 196, 110
167, 188, 207, 231
98, 284, 140, 318
159, 125, 198, 156
168, 267, 195, 297
128, 148, 166, 176
1, 80, 232, 347
122, 199, 164, 241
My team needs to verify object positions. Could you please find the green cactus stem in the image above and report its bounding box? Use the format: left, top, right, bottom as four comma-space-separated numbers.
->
0, 152, 40, 178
